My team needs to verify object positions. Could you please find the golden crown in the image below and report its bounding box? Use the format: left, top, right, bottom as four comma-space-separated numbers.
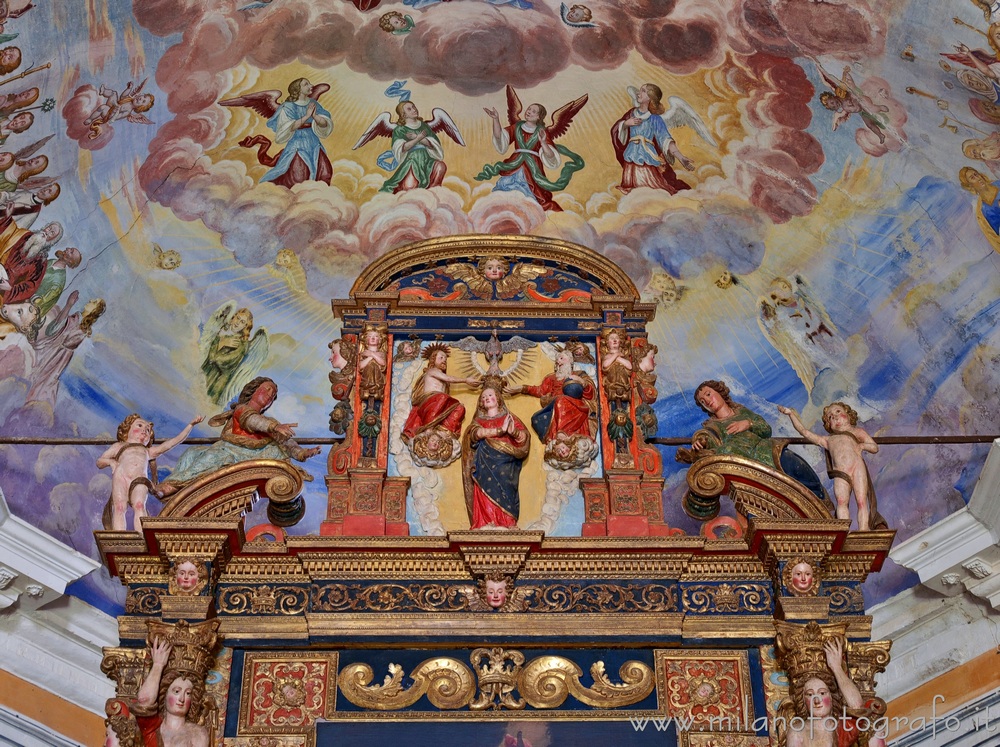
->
147, 619, 220, 681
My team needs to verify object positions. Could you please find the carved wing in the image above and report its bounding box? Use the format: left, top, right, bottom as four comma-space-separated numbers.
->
218, 89, 283, 119
12, 134, 53, 161
352, 112, 395, 150
792, 275, 838, 336
459, 586, 491, 612
442, 262, 492, 299
661, 96, 717, 147
198, 301, 237, 365
504, 84, 523, 128
426, 107, 465, 146
220, 327, 270, 406
547, 93, 588, 141
498, 335, 537, 355
451, 335, 489, 353
758, 297, 816, 394
495, 263, 548, 296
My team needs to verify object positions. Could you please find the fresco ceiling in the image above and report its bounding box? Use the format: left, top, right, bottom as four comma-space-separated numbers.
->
0, 0, 997, 614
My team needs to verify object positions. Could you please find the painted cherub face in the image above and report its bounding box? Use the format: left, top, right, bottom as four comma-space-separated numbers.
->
175, 561, 200, 592
485, 579, 507, 608
165, 677, 194, 717
388, 13, 406, 29
275, 249, 295, 267
0, 152, 13, 170
0, 47, 19, 68
565, 4, 590, 22
127, 418, 154, 446
482, 258, 506, 280
803, 678, 833, 718
157, 249, 181, 270
789, 562, 813, 593
133, 93, 154, 110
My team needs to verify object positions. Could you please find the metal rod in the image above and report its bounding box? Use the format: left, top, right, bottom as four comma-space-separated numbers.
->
0, 435, 992, 447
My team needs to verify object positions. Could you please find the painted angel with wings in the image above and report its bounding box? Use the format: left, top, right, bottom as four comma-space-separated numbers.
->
82, 79, 154, 141
612, 83, 716, 195
220, 78, 333, 188
476, 85, 588, 211
199, 302, 270, 405
353, 99, 463, 193
442, 256, 548, 301
757, 275, 847, 395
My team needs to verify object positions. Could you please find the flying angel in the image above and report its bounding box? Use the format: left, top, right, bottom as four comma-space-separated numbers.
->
199, 302, 270, 406
476, 85, 588, 211
82, 80, 155, 141
353, 100, 464, 193
220, 78, 333, 188
612, 83, 716, 195
757, 275, 846, 394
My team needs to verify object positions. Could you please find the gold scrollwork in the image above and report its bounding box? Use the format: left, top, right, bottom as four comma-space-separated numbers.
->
532, 583, 676, 612
470, 648, 525, 711
519, 657, 654, 709
682, 583, 772, 614
827, 585, 865, 615
311, 583, 469, 612
125, 586, 163, 615
218, 585, 308, 615
337, 658, 476, 711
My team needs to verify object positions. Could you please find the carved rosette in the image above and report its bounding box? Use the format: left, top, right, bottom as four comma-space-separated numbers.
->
238, 653, 337, 734
657, 652, 752, 730
681, 583, 772, 614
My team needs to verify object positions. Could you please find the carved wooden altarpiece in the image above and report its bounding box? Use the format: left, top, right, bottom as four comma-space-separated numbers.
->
95, 235, 894, 747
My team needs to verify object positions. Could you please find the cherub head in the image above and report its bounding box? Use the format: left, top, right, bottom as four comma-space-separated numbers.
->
410, 426, 458, 467
361, 324, 387, 352
0, 46, 20, 76
822, 401, 859, 433
819, 91, 842, 112
477, 572, 515, 609
632, 338, 657, 372
154, 245, 182, 270
477, 256, 509, 281
329, 338, 349, 371
169, 559, 208, 595
274, 248, 297, 268
80, 298, 106, 336
783, 559, 819, 596
132, 93, 155, 113
157, 670, 206, 722
117, 414, 155, 447
565, 4, 592, 23
379, 10, 413, 33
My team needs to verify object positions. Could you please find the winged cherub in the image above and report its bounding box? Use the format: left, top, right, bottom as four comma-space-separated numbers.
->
612, 83, 716, 195
220, 78, 333, 188
442, 256, 548, 301
477, 85, 588, 211
82, 79, 154, 141
353, 99, 464, 193
199, 302, 270, 406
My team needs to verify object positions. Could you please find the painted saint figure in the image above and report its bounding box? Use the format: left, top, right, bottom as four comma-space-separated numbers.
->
612, 83, 714, 195
477, 85, 587, 211
353, 100, 464, 193
221, 78, 333, 188
199, 302, 269, 406
463, 385, 529, 530
959, 165, 1000, 253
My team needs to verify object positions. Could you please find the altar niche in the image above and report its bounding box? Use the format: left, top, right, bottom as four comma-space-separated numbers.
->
322, 234, 672, 537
